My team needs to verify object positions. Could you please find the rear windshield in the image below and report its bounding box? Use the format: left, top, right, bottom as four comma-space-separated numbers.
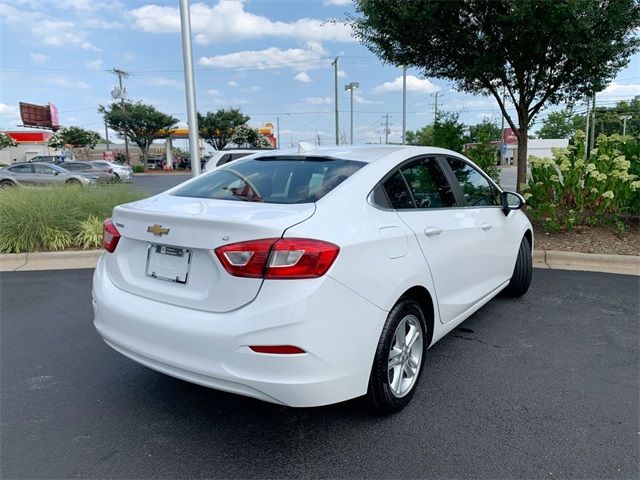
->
173, 156, 365, 204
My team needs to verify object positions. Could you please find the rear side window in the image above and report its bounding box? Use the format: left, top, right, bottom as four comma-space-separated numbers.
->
8, 164, 33, 173
399, 158, 457, 208
382, 171, 414, 209
174, 157, 365, 204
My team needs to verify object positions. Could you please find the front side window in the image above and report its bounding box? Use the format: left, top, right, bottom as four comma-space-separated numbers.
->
399, 158, 457, 208
34, 164, 56, 174
446, 158, 500, 207
174, 157, 364, 204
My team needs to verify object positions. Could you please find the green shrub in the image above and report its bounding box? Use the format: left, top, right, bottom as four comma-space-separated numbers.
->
466, 142, 500, 184
0, 184, 145, 253
524, 131, 640, 231
76, 215, 103, 249
132, 164, 145, 173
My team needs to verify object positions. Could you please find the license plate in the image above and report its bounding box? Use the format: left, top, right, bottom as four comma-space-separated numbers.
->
145, 244, 192, 284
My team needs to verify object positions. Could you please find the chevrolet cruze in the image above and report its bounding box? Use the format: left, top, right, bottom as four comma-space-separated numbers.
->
93, 145, 532, 414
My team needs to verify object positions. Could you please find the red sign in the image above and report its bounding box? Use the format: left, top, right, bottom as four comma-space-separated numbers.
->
503, 128, 518, 144
7, 131, 52, 143
103, 151, 115, 161
49, 103, 60, 128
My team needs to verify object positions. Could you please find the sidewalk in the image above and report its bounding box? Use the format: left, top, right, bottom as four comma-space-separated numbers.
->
2, 249, 638, 275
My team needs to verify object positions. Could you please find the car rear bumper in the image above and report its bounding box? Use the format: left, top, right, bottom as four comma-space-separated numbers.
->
92, 255, 386, 407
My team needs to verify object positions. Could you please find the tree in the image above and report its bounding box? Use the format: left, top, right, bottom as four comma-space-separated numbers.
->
99, 102, 178, 162
405, 125, 433, 146
432, 112, 465, 152
48, 126, 102, 159
198, 108, 249, 150
0, 132, 18, 151
537, 110, 584, 139
231, 125, 272, 148
592, 97, 640, 138
352, 0, 640, 192
467, 119, 501, 144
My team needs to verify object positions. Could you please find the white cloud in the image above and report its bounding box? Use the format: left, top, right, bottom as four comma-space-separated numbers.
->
85, 59, 103, 71
207, 89, 221, 96
43, 75, 90, 90
227, 80, 238, 87
600, 82, 640, 99
199, 43, 328, 71
338, 69, 347, 78
244, 85, 262, 92
30, 52, 49, 64
305, 96, 333, 104
86, 19, 123, 29
373, 75, 440, 94
352, 93, 381, 105
146, 77, 184, 89
123, 52, 136, 62
0, 103, 18, 116
130, 0, 353, 44
323, 0, 352, 5
294, 72, 312, 83
33, 20, 99, 50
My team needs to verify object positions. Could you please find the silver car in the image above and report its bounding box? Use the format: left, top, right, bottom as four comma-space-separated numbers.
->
89, 160, 133, 182
0, 162, 99, 187
60, 161, 117, 182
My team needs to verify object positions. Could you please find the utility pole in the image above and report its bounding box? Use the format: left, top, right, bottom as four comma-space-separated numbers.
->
179, 0, 201, 176
584, 96, 591, 160
402, 66, 407, 144
332, 57, 339, 145
589, 93, 596, 154
499, 85, 506, 165
621, 114, 632, 136
433, 91, 439, 124
384, 114, 390, 144
109, 68, 130, 163
104, 120, 110, 151
345, 82, 359, 145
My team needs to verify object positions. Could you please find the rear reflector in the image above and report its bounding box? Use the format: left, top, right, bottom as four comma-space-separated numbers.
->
249, 345, 306, 354
103, 218, 121, 253
215, 238, 339, 279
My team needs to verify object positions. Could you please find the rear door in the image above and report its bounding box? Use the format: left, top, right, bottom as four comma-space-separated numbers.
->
386, 157, 485, 324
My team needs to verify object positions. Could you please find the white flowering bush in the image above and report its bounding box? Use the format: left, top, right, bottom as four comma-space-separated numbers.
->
524, 131, 640, 231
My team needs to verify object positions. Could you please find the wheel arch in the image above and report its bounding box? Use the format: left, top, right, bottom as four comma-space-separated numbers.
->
399, 285, 435, 348
524, 228, 533, 249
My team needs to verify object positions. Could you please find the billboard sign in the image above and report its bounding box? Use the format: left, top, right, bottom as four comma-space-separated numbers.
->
19, 102, 61, 131
502, 128, 518, 144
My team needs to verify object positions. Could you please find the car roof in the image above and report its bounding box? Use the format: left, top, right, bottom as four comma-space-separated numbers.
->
250, 145, 468, 164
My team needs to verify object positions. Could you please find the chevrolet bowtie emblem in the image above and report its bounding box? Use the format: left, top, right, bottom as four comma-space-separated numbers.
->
147, 224, 170, 236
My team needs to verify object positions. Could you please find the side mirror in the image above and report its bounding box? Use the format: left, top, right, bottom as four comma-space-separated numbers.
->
53, 171, 59, 175
501, 191, 525, 215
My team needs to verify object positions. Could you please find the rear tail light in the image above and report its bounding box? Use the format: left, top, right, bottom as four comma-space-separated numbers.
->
215, 238, 339, 279
103, 218, 121, 253
249, 345, 306, 354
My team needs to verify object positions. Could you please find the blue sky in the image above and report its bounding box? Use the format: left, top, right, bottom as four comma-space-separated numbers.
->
1, 0, 639, 148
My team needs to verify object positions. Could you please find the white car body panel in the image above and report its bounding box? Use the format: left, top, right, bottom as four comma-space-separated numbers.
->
93, 145, 533, 407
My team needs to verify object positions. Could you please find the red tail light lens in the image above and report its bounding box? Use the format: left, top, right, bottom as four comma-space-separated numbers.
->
249, 345, 306, 354
103, 218, 121, 253
215, 238, 340, 279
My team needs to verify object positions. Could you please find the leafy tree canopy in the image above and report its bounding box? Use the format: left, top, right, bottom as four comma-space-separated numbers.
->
467, 119, 502, 144
48, 126, 101, 150
432, 112, 466, 153
352, 0, 640, 191
0, 132, 18, 151
198, 108, 250, 150
536, 110, 584, 139
99, 102, 178, 161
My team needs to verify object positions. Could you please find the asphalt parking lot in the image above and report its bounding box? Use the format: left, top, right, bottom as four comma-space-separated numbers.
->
1, 268, 638, 479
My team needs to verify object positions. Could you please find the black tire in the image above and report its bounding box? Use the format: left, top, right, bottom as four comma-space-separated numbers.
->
66, 178, 81, 186
365, 298, 428, 415
0, 179, 16, 187
503, 236, 532, 297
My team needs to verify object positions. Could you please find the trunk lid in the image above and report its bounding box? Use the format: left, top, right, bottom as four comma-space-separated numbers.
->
105, 194, 315, 313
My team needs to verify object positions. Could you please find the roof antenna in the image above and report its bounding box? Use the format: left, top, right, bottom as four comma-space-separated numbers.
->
297, 141, 315, 153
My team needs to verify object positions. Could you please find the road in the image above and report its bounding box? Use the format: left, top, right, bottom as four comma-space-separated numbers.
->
1, 269, 638, 479
132, 170, 517, 197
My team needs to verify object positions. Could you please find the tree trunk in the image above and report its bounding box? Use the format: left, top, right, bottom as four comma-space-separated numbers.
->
516, 132, 528, 194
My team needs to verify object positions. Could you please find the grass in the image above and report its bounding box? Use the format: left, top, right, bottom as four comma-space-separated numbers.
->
0, 184, 145, 253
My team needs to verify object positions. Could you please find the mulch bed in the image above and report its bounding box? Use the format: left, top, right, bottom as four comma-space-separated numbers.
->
532, 222, 640, 256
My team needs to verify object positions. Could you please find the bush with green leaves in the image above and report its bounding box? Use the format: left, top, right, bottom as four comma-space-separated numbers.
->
466, 142, 500, 184
132, 164, 145, 173
524, 131, 640, 231
0, 184, 145, 253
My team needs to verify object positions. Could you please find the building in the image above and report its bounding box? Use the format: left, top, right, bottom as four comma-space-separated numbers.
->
0, 131, 57, 164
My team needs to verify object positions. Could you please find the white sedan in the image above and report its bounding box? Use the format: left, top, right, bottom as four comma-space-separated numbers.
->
93, 145, 532, 414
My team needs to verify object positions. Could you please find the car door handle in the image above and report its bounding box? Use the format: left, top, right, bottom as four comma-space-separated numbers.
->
481, 222, 493, 232
424, 226, 443, 237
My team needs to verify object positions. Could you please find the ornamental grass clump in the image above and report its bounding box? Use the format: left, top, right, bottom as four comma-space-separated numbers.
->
0, 184, 145, 253
524, 131, 640, 232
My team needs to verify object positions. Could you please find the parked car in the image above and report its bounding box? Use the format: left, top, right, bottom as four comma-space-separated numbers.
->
146, 158, 165, 170
175, 157, 206, 171
93, 145, 532, 414
0, 162, 99, 186
203, 149, 268, 171
59, 161, 117, 182
27, 155, 67, 165
89, 160, 133, 182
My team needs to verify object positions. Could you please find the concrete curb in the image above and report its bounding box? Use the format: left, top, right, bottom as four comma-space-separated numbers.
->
0, 249, 638, 276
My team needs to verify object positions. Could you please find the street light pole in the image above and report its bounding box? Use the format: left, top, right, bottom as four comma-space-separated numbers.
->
109, 68, 130, 163
345, 82, 359, 145
179, 0, 201, 177
332, 57, 339, 145
621, 114, 632, 136
402, 66, 407, 145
